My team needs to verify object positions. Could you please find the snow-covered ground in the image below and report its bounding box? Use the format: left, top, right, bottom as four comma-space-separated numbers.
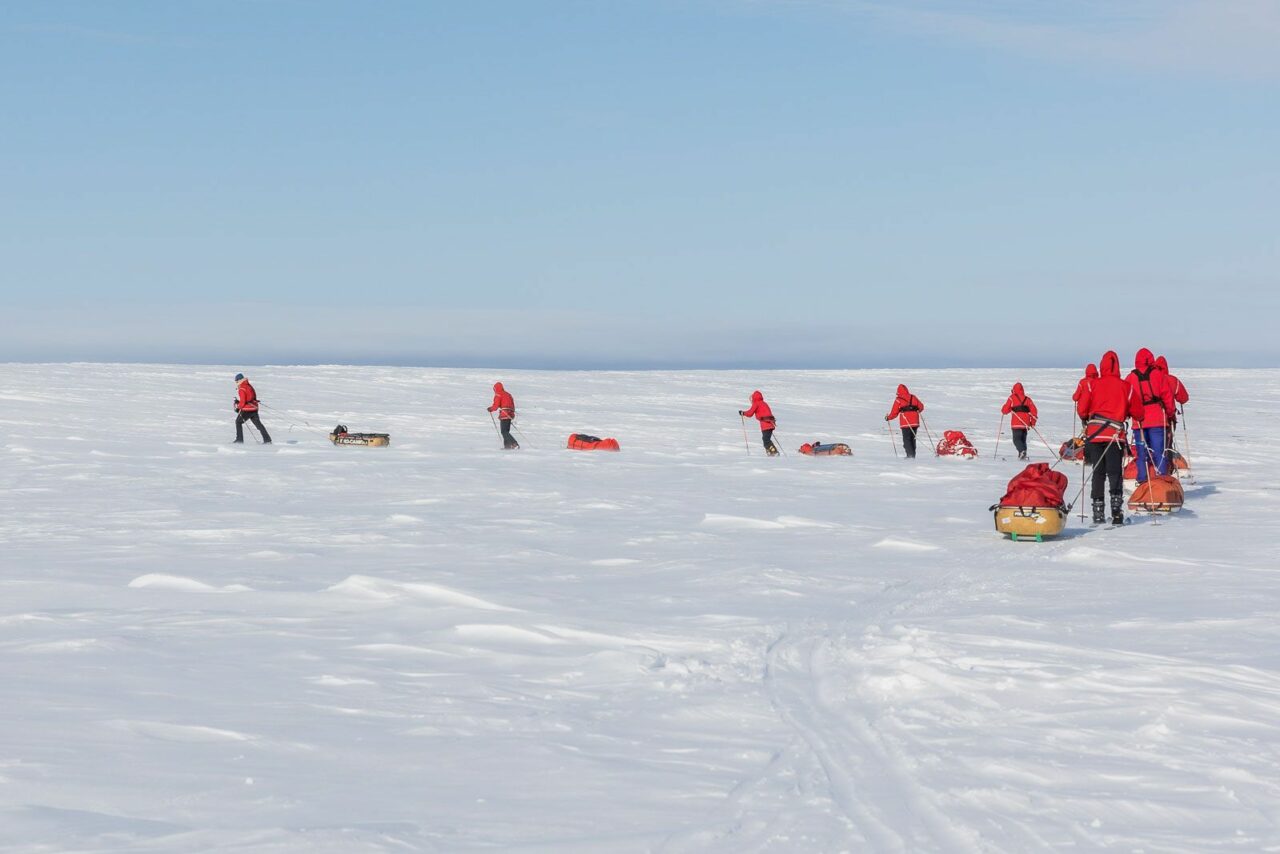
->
2, 363, 1277, 852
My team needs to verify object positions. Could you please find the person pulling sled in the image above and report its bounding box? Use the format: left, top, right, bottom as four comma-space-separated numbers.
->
885, 384, 924, 458
1126, 348, 1175, 483
1076, 351, 1143, 525
487, 382, 519, 449
233, 373, 271, 444
740, 390, 779, 456
1001, 383, 1039, 460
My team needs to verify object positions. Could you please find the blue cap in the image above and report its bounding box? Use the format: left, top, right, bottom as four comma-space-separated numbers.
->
234, 373, 245, 382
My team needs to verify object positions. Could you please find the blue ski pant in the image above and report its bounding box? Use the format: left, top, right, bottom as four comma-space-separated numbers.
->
1132, 426, 1167, 482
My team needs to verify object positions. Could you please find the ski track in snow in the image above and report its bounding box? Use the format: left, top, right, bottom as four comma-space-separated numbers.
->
1, 364, 1279, 852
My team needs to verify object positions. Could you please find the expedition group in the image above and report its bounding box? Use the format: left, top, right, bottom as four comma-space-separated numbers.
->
231, 348, 1192, 538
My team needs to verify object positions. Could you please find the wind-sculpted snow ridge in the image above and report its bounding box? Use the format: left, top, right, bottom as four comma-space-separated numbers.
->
1, 363, 1279, 852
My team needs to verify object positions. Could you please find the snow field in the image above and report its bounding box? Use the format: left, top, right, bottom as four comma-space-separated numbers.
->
1, 363, 1278, 852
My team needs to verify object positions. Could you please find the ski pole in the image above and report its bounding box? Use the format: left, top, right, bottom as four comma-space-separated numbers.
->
489, 411, 502, 437
740, 414, 751, 456
1179, 406, 1191, 461
993, 413, 1004, 460
1030, 424, 1058, 459
512, 420, 532, 449
885, 418, 899, 459
919, 416, 938, 456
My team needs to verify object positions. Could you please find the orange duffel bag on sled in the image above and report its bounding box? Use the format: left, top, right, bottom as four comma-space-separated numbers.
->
799, 441, 852, 456
990, 462, 1069, 540
567, 433, 620, 451
1128, 473, 1184, 513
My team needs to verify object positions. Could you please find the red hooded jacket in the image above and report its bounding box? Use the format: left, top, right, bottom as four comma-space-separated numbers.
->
487, 382, 515, 420
1156, 356, 1189, 406
1072, 364, 1098, 403
886, 384, 924, 428
742, 390, 775, 431
236, 379, 259, 413
1076, 351, 1143, 442
1126, 348, 1175, 427
1001, 383, 1038, 429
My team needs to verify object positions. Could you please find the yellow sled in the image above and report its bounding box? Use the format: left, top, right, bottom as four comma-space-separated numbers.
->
329, 432, 390, 447
993, 505, 1067, 541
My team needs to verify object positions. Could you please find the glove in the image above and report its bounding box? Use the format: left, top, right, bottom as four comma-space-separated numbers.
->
234, 400, 240, 412
884, 415, 892, 421
738, 411, 745, 416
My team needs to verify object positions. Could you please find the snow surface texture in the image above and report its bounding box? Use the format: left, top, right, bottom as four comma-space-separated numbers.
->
1, 363, 1277, 853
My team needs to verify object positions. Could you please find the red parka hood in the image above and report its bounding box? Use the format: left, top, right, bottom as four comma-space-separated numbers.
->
896, 384, 910, 398
1100, 351, 1121, 377
1135, 348, 1156, 373
751, 390, 763, 402
493, 382, 505, 393
1085, 364, 1098, 379
1011, 382, 1025, 397
1155, 355, 1170, 372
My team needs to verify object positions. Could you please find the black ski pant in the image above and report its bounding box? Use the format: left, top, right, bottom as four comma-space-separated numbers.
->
901, 426, 918, 458
1012, 429, 1028, 455
1085, 440, 1124, 501
235, 410, 271, 443
500, 418, 518, 449
761, 429, 778, 454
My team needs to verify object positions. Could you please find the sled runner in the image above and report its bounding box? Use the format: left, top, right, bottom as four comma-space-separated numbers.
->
567, 433, 620, 451
990, 463, 1069, 541
329, 424, 390, 447
936, 430, 978, 458
798, 442, 852, 456
1128, 474, 1184, 513
1059, 437, 1086, 462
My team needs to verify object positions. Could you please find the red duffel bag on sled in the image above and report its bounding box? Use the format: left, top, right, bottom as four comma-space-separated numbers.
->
567, 433, 620, 451
990, 462, 1069, 540
936, 430, 978, 458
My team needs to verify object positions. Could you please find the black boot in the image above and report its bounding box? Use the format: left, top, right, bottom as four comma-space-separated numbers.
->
1091, 499, 1105, 525
1110, 493, 1125, 526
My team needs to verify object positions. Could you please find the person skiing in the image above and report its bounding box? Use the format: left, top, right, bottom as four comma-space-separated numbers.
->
1076, 351, 1143, 524
1071, 364, 1099, 428
1126, 348, 1175, 483
233, 373, 271, 444
884, 384, 924, 458
487, 382, 519, 449
1000, 382, 1039, 460
740, 390, 779, 456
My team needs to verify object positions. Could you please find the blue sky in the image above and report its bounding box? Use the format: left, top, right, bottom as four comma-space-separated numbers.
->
2, 0, 1277, 367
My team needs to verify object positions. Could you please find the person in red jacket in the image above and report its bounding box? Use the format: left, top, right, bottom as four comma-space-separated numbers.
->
1076, 351, 1143, 524
232, 373, 271, 444
487, 382, 519, 449
884, 384, 924, 458
1000, 382, 1039, 460
1126, 348, 1176, 482
740, 390, 779, 456
1071, 364, 1099, 428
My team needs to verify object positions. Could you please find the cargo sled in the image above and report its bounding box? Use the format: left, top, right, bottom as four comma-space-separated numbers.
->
567, 433, 620, 451
936, 430, 978, 458
990, 462, 1069, 541
329, 424, 390, 447
1059, 437, 1086, 462
798, 441, 852, 456
1123, 450, 1187, 481
1128, 474, 1184, 513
